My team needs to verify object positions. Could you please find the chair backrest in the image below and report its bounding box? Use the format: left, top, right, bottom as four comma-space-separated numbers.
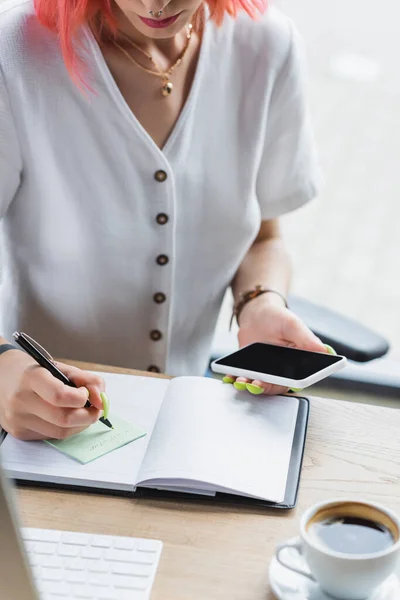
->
288, 295, 390, 362
0, 457, 39, 600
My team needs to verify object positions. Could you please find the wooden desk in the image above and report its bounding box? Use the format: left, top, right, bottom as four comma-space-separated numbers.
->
18, 363, 400, 600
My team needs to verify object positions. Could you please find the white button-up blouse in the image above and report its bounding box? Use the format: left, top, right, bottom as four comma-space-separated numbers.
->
0, 0, 320, 375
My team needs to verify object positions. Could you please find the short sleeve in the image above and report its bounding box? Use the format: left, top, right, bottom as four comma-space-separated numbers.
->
256, 22, 322, 220
0, 66, 22, 219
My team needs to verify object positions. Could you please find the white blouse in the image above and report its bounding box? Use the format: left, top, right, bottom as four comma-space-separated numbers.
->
0, 0, 320, 376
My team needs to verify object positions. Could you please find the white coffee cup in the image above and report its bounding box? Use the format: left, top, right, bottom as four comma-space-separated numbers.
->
276, 498, 400, 600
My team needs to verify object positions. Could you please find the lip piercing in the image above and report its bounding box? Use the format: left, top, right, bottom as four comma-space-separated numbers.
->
149, 10, 163, 16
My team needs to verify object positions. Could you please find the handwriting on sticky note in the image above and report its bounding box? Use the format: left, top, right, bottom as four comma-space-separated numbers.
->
45, 415, 146, 464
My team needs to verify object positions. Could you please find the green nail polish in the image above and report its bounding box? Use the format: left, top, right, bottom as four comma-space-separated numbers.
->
246, 384, 264, 395
289, 387, 303, 393
100, 392, 110, 419
223, 376, 235, 384
233, 381, 247, 391
325, 344, 337, 355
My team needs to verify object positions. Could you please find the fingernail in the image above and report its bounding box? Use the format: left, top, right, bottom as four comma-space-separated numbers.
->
246, 384, 264, 395
325, 344, 337, 355
289, 387, 303, 393
100, 392, 110, 419
223, 376, 235, 384
83, 387, 90, 398
233, 382, 247, 391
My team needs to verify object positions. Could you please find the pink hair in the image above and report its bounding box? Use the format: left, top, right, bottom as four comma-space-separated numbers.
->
34, 0, 267, 81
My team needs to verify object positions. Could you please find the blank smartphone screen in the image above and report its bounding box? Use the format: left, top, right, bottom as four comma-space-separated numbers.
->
215, 343, 342, 380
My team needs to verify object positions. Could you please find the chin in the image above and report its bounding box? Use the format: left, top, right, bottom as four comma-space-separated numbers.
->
131, 12, 189, 38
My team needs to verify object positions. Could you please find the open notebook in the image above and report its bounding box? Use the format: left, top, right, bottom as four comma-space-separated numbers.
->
1, 373, 309, 508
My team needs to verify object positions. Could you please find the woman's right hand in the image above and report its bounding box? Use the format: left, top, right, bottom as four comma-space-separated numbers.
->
0, 349, 104, 441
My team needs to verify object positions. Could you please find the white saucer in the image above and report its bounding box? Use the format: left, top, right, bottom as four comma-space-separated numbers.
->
269, 545, 400, 600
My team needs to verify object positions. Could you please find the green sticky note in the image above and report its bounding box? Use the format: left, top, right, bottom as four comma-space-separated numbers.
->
45, 415, 146, 464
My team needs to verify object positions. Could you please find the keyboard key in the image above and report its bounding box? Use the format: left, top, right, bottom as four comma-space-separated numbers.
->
105, 549, 136, 563
94, 589, 118, 600
113, 537, 136, 551
22, 529, 61, 543
28, 553, 39, 567
32, 566, 42, 580
34, 579, 46, 595
111, 562, 152, 577
91, 535, 112, 548
116, 590, 148, 600
137, 539, 160, 553
88, 572, 110, 587
64, 557, 85, 571
114, 575, 149, 590
35, 542, 58, 555
24, 541, 36, 553
58, 545, 80, 557
132, 551, 157, 566
38, 554, 63, 569
69, 583, 92, 598
66, 570, 87, 584
81, 545, 103, 560
87, 559, 108, 573
41, 581, 71, 595
41, 568, 63, 582
62, 532, 90, 545
38, 530, 61, 543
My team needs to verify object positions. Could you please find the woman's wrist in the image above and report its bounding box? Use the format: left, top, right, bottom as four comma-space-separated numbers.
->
232, 285, 288, 328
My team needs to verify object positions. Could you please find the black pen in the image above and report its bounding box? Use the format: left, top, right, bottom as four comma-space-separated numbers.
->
0, 332, 113, 444
0, 428, 7, 445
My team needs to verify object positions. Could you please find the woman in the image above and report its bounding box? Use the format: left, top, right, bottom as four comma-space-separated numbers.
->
0, 0, 326, 441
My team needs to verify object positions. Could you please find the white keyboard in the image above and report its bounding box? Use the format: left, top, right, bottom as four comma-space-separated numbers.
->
21, 528, 162, 600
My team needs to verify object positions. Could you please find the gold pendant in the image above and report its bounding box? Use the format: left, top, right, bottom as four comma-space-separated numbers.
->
161, 81, 173, 97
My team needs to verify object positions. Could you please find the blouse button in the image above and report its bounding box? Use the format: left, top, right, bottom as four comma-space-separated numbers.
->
156, 254, 169, 266
153, 292, 166, 304
156, 213, 169, 225
148, 365, 161, 373
150, 330, 162, 341
154, 170, 167, 182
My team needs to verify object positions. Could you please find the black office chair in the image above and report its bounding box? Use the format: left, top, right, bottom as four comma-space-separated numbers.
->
288, 296, 389, 363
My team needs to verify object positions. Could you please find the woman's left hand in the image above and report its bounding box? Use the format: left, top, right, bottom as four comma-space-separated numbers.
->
227, 294, 328, 396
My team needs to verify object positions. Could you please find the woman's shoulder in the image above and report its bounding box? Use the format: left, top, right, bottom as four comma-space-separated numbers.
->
214, 7, 297, 72
0, 0, 37, 41
0, 0, 57, 74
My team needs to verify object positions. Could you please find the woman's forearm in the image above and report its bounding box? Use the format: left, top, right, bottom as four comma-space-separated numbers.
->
231, 219, 291, 304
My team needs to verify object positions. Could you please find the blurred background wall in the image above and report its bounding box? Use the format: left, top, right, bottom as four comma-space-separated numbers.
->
218, 0, 400, 360
277, 0, 400, 360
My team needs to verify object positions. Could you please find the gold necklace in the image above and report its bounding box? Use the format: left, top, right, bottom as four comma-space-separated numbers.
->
112, 24, 193, 97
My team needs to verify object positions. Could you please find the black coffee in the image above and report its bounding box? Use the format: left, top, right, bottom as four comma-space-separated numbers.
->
310, 516, 395, 555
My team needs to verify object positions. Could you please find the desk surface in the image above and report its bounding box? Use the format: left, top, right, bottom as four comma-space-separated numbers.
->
18, 362, 400, 600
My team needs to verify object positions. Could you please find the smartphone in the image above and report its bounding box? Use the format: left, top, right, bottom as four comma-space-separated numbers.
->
211, 342, 347, 388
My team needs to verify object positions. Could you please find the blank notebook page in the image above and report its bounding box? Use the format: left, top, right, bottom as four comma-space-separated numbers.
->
137, 377, 299, 503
